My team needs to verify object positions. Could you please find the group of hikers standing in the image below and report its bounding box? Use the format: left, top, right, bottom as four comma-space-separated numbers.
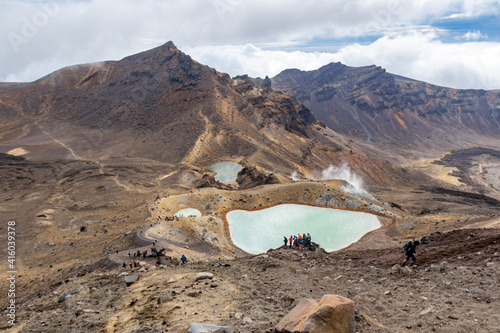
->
128, 247, 160, 259
124, 261, 141, 269
284, 233, 312, 251
129, 249, 148, 259
123, 252, 187, 269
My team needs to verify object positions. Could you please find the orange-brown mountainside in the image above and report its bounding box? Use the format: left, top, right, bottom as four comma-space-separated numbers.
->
0, 43, 311, 167
272, 62, 500, 157
0, 41, 433, 188
0, 42, 312, 167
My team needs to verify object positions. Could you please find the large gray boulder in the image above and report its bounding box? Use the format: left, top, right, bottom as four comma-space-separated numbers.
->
275, 294, 355, 333
124, 273, 139, 287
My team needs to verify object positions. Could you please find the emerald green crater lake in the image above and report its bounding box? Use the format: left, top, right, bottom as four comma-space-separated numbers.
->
226, 204, 381, 254
207, 161, 243, 183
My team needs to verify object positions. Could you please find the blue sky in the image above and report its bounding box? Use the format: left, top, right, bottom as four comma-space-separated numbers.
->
1, 0, 500, 89
433, 15, 500, 41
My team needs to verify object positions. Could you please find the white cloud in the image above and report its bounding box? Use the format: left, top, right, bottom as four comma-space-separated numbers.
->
462, 30, 488, 40
185, 44, 339, 78
333, 34, 500, 89
1, 0, 499, 89
444, 13, 472, 19
438, 0, 500, 19
185, 34, 500, 90
460, 0, 500, 17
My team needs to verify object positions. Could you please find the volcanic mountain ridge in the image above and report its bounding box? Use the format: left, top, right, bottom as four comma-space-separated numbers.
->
272, 62, 500, 157
0, 41, 499, 333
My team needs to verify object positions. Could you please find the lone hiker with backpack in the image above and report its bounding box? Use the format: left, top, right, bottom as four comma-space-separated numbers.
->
402, 240, 418, 266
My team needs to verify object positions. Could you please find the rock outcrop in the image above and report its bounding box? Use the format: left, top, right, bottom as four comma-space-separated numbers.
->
275, 294, 355, 333
124, 273, 139, 287
236, 166, 280, 190
194, 174, 234, 190
194, 166, 280, 191
195, 272, 214, 281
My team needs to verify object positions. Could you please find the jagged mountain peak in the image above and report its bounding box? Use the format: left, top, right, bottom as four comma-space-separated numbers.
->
28, 41, 192, 90
0, 41, 319, 168
119, 41, 183, 66
272, 60, 500, 153
280, 62, 385, 77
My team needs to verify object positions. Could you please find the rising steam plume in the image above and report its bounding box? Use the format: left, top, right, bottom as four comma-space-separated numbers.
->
321, 163, 374, 200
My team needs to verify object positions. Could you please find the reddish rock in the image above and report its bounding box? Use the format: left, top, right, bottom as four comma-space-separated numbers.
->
275, 294, 355, 333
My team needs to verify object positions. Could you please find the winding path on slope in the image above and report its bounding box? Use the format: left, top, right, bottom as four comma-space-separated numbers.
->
37, 122, 80, 160
108, 222, 223, 266
35, 122, 150, 192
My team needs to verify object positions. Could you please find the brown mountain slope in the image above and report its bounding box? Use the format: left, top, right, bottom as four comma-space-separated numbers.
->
0, 42, 315, 169
0, 42, 434, 189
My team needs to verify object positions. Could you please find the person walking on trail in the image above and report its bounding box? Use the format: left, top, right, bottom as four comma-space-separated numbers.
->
181, 254, 187, 264
289, 236, 293, 249
402, 240, 418, 266
283, 236, 288, 248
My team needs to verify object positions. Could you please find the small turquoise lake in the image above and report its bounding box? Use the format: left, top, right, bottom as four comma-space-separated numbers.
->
207, 162, 243, 183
